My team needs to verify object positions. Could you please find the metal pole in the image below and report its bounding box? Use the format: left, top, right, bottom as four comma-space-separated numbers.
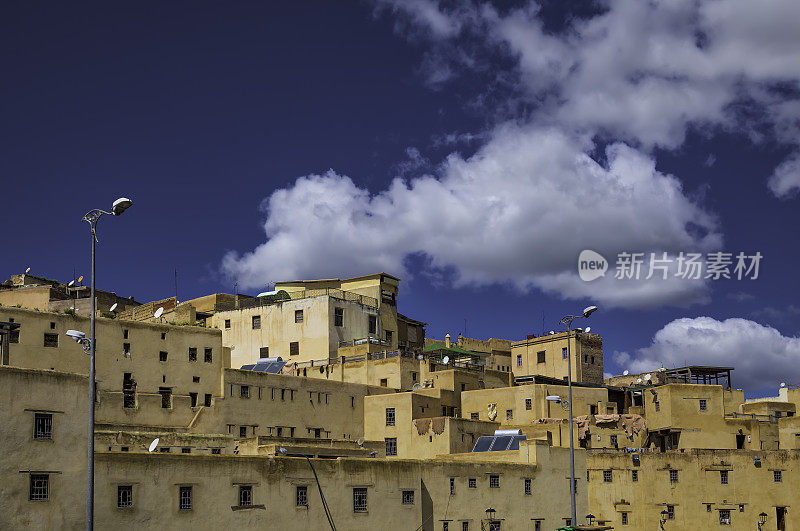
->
566, 322, 577, 526
87, 221, 96, 531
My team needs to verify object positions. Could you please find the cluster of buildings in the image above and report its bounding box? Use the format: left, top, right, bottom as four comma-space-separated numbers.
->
1, 271, 798, 530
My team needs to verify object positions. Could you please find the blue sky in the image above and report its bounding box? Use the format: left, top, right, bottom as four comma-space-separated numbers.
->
3, 1, 800, 395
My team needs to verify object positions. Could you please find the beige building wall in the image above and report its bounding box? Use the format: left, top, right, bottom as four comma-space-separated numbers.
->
511, 331, 604, 384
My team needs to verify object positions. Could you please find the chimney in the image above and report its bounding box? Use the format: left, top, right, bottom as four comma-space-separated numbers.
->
445, 334, 451, 348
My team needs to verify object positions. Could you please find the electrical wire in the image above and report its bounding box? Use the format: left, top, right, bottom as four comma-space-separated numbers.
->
305, 456, 336, 531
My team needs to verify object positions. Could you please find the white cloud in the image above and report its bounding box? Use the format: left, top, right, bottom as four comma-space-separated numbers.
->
223, 123, 720, 308
768, 151, 800, 198
626, 317, 800, 391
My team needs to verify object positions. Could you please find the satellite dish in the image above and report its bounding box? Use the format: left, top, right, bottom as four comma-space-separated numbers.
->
148, 438, 159, 452
110, 303, 118, 312
412, 383, 422, 390
644, 374, 652, 381
585, 327, 591, 333
356, 437, 365, 447
636, 378, 643, 384
549, 330, 555, 335
78, 275, 84, 283
623, 370, 629, 376
780, 382, 786, 388
25, 267, 31, 273
154, 307, 164, 319
442, 355, 449, 365
417, 355, 424, 360
68, 280, 75, 287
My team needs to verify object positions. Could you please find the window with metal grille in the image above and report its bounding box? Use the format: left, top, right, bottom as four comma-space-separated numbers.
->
295, 310, 303, 323
43, 333, 58, 347
489, 475, 500, 488
524, 478, 531, 495
655, 401, 660, 412
669, 469, 678, 483
610, 435, 618, 448
238, 486, 252, 507
296, 486, 308, 507
29, 474, 48, 501
385, 437, 397, 456
334, 307, 343, 327
621, 512, 628, 525
386, 408, 395, 426
631, 470, 638, 482
719, 509, 731, 525
516, 354, 522, 366
211, 448, 221, 454
470, 412, 479, 420
239, 426, 247, 438
33, 413, 52, 440
224, 319, 231, 329
204, 348, 212, 363
159, 387, 172, 409
353, 487, 368, 512
117, 485, 133, 508
368, 315, 377, 334
468, 478, 476, 488
666, 505, 675, 519
159, 351, 168, 362
506, 409, 513, 420
179, 486, 192, 510
443, 523, 449, 531
123, 342, 130, 356
252, 315, 261, 329
699, 399, 707, 411
188, 347, 197, 362
241, 385, 250, 398
774, 470, 782, 483
290, 341, 299, 356
385, 330, 392, 343
402, 490, 414, 505
720, 470, 728, 484
488, 522, 500, 531
534, 521, 542, 531
525, 398, 532, 410
462, 522, 469, 531
537, 351, 545, 363
449, 477, 455, 494
562, 347, 568, 359
603, 470, 613, 482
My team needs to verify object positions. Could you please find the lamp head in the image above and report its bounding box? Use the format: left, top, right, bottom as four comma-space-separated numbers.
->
111, 197, 133, 216
545, 395, 561, 402
582, 305, 598, 318
66, 329, 86, 342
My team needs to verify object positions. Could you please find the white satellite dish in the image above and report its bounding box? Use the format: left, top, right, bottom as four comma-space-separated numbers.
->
356, 437, 365, 447
442, 355, 450, 365
780, 382, 786, 388
109, 303, 118, 312
585, 327, 591, 333
623, 370, 629, 376
148, 438, 159, 452
549, 330, 555, 335
417, 355, 424, 360
644, 374, 652, 381
154, 307, 164, 319
637, 378, 643, 384
68, 280, 75, 287
25, 267, 31, 273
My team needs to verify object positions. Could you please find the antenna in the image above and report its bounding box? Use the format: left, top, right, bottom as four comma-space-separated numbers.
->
109, 303, 118, 312
148, 438, 160, 452
154, 307, 164, 319
174, 268, 178, 303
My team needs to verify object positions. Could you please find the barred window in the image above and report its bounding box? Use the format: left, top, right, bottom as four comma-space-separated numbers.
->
774, 470, 782, 483
295, 309, 304, 323
159, 351, 168, 362
159, 387, 172, 409
353, 487, 368, 512
204, 348, 213, 363
610, 435, 618, 448
204, 394, 212, 407
224, 319, 231, 329
188, 347, 197, 362
386, 408, 395, 426
524, 478, 531, 495
296, 485, 307, 507
537, 351, 545, 363
666, 505, 675, 519
334, 308, 343, 327
719, 509, 731, 525
525, 398, 532, 410
489, 475, 500, 488
506, 409, 513, 420
621, 512, 628, 525
117, 485, 133, 508
241, 385, 250, 399
603, 470, 613, 483
669, 469, 678, 483
29, 474, 48, 501
290, 341, 299, 356
33, 413, 52, 440
470, 412, 479, 420
252, 315, 261, 329
402, 490, 414, 505
631, 470, 638, 482
43, 333, 58, 347
720, 470, 728, 484
562, 347, 568, 359
468, 478, 477, 488
449, 477, 455, 495
179, 486, 192, 510
699, 399, 707, 411
385, 437, 397, 456
238, 486, 252, 507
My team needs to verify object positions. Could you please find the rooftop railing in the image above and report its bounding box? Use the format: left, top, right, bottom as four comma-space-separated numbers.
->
214, 288, 378, 312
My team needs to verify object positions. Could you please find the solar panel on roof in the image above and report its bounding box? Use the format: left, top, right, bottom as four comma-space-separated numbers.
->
489, 435, 512, 451
472, 436, 493, 452
507, 435, 526, 450
240, 364, 256, 370
240, 361, 286, 373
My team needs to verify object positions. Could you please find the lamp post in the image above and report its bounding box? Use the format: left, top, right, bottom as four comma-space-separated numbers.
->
81, 197, 132, 530
558, 305, 598, 526
586, 513, 596, 525
758, 512, 768, 529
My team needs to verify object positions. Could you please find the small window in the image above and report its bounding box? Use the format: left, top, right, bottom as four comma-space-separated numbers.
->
489, 475, 500, 488
353, 487, 368, 512
296, 486, 308, 507
631, 470, 638, 482
159, 351, 168, 362
506, 409, 513, 420
289, 342, 299, 356
449, 477, 455, 495
707, 504, 712, 512
33, 413, 52, 440
295, 309, 304, 323
525, 398, 532, 411
603, 470, 613, 483
123, 343, 131, 356
720, 470, 728, 485
204, 394, 212, 407
621, 512, 628, 525
252, 315, 261, 329
188, 347, 197, 362
181, 447, 191, 454
385, 330, 393, 343
610, 435, 618, 448
412, 372, 417, 382
386, 408, 396, 426
334, 307, 343, 327
402, 490, 414, 505
537, 351, 545, 363
666, 505, 675, 519
470, 412, 479, 420
699, 399, 707, 411
562, 347, 568, 359
719, 509, 731, 525
239, 426, 247, 438
368, 315, 377, 335
238, 485, 252, 507
211, 448, 221, 455
43, 333, 58, 348
117, 485, 133, 508
443, 523, 449, 531
524, 478, 531, 495
224, 319, 231, 329
204, 348, 212, 363
29, 474, 49, 501
739, 504, 744, 513
463, 522, 470, 531
161, 332, 166, 340
591, 355, 595, 364
241, 385, 250, 398
189, 392, 198, 407
468, 478, 477, 488
160, 447, 170, 453
669, 470, 678, 483
774, 470, 782, 483
516, 354, 522, 367
159, 387, 172, 409
655, 401, 660, 412
385, 437, 397, 456
123, 329, 129, 339
179, 486, 192, 510
192, 376, 200, 383
259, 346, 269, 357
380, 378, 388, 387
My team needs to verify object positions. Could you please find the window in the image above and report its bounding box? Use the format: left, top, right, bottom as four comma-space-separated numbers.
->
621, 512, 628, 525
489, 475, 500, 488
610, 435, 618, 448
386, 408, 396, 426
402, 490, 414, 505
470, 412, 479, 420
160, 447, 170, 453
334, 307, 343, 327
468, 478, 477, 488
449, 477, 455, 495
537, 350, 545, 363
719, 509, 731, 525
380, 378, 388, 387
239, 426, 247, 438
190, 392, 197, 407
666, 505, 675, 519
353, 487, 368, 512
204, 348, 213, 363
385, 330, 393, 343
443, 523, 449, 531
252, 315, 261, 329
516, 354, 522, 367
534, 521, 542, 531
669, 469, 678, 483
290, 341, 299, 356
124, 388, 136, 408
562, 347, 568, 359
29, 474, 49, 501
188, 347, 197, 362
241, 385, 250, 398
631, 470, 638, 482
159, 387, 172, 409
774, 470, 782, 483
123, 329, 129, 339
295, 309, 304, 323
525, 398, 532, 410
720, 470, 728, 485
178, 486, 192, 510
699, 399, 707, 411
524, 478, 531, 495
707, 504, 712, 512
506, 409, 513, 420
211, 448, 221, 455
159, 351, 168, 362
43, 333, 58, 347
161, 332, 166, 340
463, 522, 469, 531
204, 394, 212, 407
655, 401, 660, 412
591, 355, 595, 364
33, 413, 52, 440
385, 437, 397, 456
368, 315, 377, 334
117, 485, 133, 508
123, 343, 131, 356
181, 447, 191, 454
224, 319, 231, 329
296, 486, 308, 507
238, 485, 252, 507
739, 504, 744, 513
603, 470, 613, 483
488, 522, 500, 531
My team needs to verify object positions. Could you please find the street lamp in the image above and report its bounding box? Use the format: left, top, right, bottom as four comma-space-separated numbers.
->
758, 512, 768, 529
81, 197, 132, 530
586, 513, 596, 525
559, 305, 599, 525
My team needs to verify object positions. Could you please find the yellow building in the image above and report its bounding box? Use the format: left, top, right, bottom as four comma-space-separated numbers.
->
511, 330, 604, 385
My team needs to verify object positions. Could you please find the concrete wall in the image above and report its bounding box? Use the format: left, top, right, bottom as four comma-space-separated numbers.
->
511, 331, 604, 384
